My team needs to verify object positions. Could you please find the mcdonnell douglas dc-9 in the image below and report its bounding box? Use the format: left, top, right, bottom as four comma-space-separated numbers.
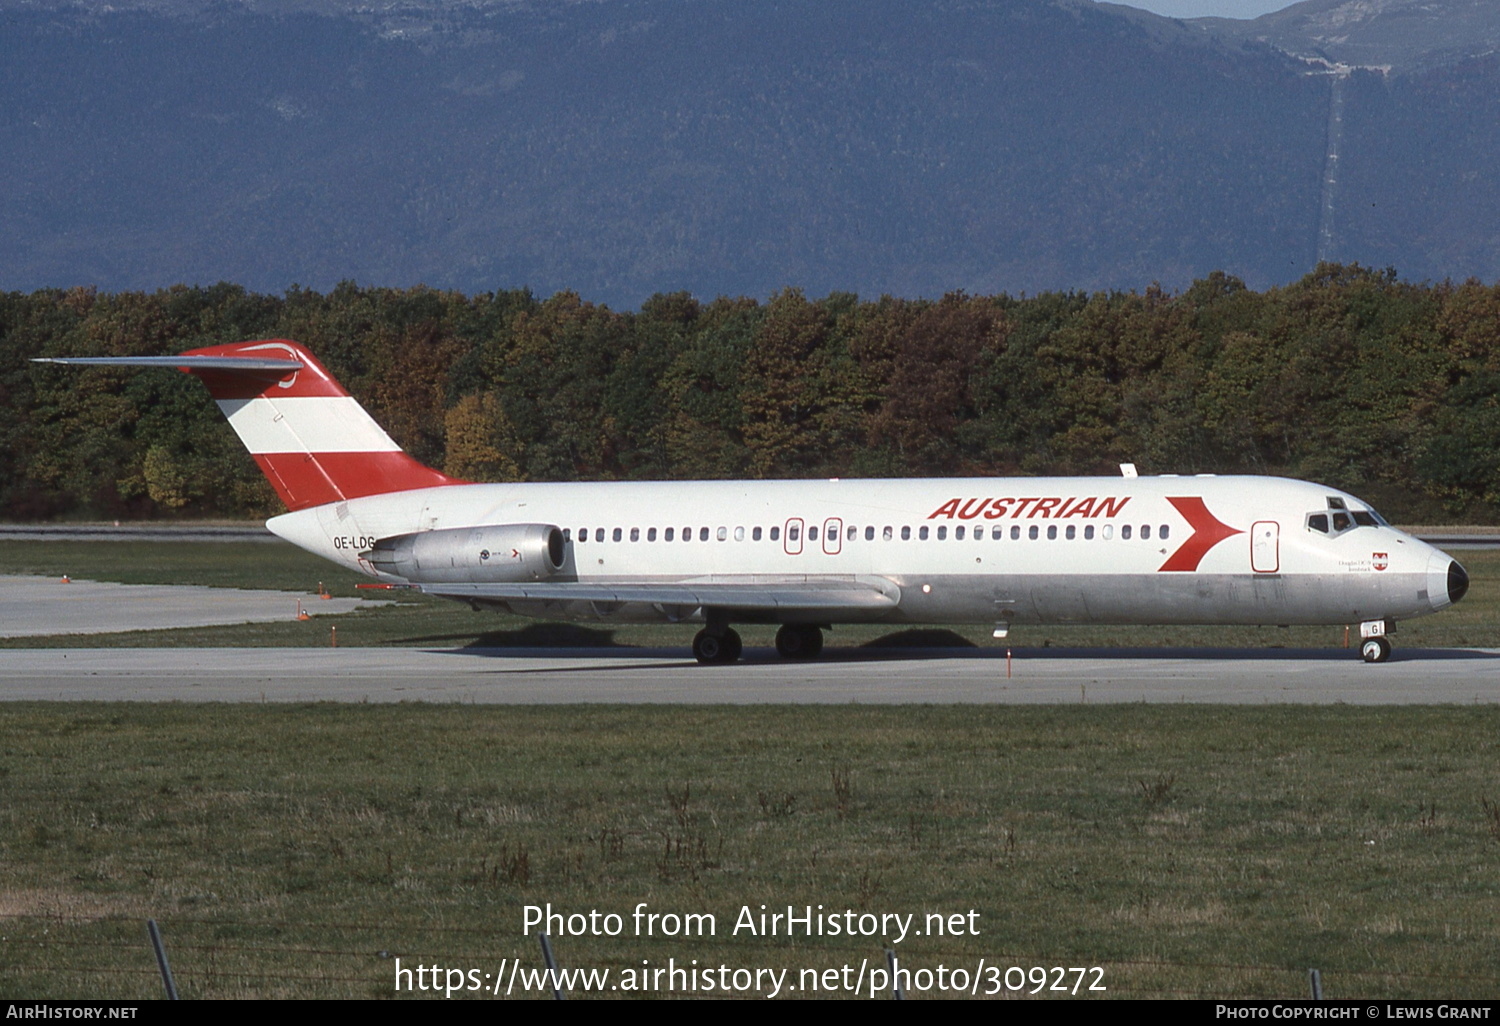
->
38, 340, 1469, 664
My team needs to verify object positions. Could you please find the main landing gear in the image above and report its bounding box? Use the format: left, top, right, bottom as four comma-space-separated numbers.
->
775, 624, 824, 660
690, 624, 827, 664
692, 627, 742, 665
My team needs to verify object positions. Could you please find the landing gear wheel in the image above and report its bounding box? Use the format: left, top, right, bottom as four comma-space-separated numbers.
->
693, 628, 742, 665
1360, 636, 1392, 663
775, 624, 824, 660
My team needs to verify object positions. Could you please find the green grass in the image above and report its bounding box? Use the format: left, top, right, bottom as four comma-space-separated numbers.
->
0, 541, 1496, 651
0, 705, 1496, 999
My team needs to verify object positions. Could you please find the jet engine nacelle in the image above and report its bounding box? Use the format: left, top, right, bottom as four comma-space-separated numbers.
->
364, 524, 566, 583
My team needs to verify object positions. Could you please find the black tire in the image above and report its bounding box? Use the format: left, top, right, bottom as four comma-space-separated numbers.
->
721, 628, 743, 663
775, 624, 824, 660
693, 628, 741, 664
1360, 636, 1392, 663
693, 630, 724, 664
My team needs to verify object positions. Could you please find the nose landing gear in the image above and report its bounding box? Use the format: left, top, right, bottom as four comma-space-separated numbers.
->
1357, 619, 1393, 663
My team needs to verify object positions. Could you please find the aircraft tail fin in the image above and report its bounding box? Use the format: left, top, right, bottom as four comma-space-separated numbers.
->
35, 339, 463, 511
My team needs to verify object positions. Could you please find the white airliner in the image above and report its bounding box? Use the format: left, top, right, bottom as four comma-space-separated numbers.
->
39, 339, 1469, 664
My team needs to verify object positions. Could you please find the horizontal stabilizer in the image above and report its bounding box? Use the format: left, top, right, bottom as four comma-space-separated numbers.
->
35, 358, 303, 375
33, 356, 303, 372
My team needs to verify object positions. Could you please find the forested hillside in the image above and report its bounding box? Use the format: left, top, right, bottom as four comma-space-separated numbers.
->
5, 265, 1498, 523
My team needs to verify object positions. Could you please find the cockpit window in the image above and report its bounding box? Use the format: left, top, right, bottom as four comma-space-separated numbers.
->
1327, 497, 1347, 510
1309, 507, 1380, 535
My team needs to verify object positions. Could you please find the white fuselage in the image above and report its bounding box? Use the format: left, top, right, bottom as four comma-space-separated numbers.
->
267, 474, 1460, 629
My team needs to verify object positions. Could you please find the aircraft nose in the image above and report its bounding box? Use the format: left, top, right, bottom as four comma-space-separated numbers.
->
1427, 550, 1468, 610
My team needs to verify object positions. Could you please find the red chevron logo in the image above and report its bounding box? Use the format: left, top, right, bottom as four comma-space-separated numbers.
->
1158, 496, 1243, 572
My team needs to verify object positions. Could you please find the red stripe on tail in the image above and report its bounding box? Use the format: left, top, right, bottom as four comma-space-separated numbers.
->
252, 452, 460, 510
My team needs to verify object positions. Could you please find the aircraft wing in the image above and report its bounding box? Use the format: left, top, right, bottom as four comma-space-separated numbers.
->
417, 577, 901, 614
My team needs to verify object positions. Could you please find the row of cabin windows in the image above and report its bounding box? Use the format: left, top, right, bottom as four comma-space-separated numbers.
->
566, 523, 1172, 543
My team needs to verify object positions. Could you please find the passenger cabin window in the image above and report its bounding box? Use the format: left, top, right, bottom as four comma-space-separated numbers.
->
648, 527, 657, 541
629, 527, 639, 542
919, 526, 930, 540
1046, 525, 1057, 540
665, 527, 675, 541
1028, 526, 1039, 540
1159, 525, 1169, 540
700, 527, 710, 541
1065, 525, 1075, 540
1011, 526, 1021, 540
808, 526, 818, 541
1084, 525, 1095, 540
937, 526, 947, 540
683, 527, 692, 541
954, 526, 964, 540
717, 527, 727, 541
1122, 525, 1132, 540
866, 526, 876, 541
771, 526, 781, 541
595, 528, 605, 542
901, 526, 911, 540
788, 525, 800, 542
735, 527, 745, 541
848, 526, 857, 541
1141, 525, 1151, 540
883, 526, 893, 541
753, 527, 763, 541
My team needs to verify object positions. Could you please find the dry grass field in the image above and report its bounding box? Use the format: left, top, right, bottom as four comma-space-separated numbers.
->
1, 704, 1497, 1000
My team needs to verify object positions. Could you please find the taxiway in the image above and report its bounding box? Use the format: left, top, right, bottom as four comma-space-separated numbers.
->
0, 646, 1495, 704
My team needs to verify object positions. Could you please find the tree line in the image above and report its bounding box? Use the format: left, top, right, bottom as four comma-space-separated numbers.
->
3, 263, 1498, 523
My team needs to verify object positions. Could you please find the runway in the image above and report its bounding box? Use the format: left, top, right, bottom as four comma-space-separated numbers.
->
1, 645, 1496, 703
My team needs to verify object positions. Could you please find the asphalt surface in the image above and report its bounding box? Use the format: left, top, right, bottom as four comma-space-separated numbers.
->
0, 575, 381, 637
1, 645, 1495, 704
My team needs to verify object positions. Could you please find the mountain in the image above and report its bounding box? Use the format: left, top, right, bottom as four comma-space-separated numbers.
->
1195, 0, 1500, 73
0, 0, 1496, 306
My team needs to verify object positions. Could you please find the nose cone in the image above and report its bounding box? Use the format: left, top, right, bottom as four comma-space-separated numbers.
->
1427, 550, 1469, 611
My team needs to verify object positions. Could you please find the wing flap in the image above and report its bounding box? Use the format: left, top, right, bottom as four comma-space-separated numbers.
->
419, 579, 900, 613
